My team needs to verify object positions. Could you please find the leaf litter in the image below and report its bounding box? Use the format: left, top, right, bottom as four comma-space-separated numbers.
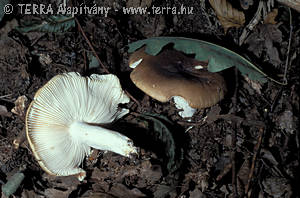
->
245, 23, 283, 67
209, 0, 245, 33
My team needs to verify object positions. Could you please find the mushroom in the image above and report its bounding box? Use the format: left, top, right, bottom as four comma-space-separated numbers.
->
25, 72, 137, 180
129, 47, 226, 118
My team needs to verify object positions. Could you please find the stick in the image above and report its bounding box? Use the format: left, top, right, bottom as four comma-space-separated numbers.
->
244, 127, 264, 197
282, 8, 292, 85
75, 17, 110, 74
231, 67, 240, 198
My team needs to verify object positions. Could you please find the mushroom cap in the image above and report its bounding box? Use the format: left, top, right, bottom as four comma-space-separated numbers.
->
25, 72, 131, 177
129, 47, 227, 109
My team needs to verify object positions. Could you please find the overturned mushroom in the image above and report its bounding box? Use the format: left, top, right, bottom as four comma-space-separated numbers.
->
26, 72, 137, 180
129, 47, 226, 118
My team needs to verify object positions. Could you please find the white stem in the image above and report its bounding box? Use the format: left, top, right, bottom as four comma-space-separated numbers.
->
69, 121, 137, 157
173, 96, 196, 118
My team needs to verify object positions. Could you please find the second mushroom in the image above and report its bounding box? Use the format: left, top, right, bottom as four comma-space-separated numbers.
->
129, 47, 227, 118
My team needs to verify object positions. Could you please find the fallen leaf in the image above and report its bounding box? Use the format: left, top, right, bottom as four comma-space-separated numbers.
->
109, 183, 146, 198
189, 188, 207, 198
209, 0, 245, 33
120, 160, 163, 188
133, 113, 182, 173
243, 75, 262, 94
43, 174, 80, 190
38, 53, 52, 66
1, 172, 25, 197
184, 171, 209, 192
16, 15, 75, 33
80, 192, 114, 198
11, 95, 28, 118
245, 24, 282, 67
205, 105, 221, 124
0, 0, 10, 22
137, 160, 162, 188
43, 174, 80, 197
276, 110, 295, 134
21, 190, 40, 198
237, 158, 250, 196
44, 188, 71, 198
264, 9, 278, 24
260, 149, 279, 166
129, 37, 269, 83
0, 105, 10, 117
262, 177, 292, 198
153, 185, 176, 198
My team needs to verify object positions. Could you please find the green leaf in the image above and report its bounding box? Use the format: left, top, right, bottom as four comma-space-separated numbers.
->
135, 113, 182, 173
0, 0, 11, 22
128, 37, 269, 83
2, 172, 25, 197
16, 15, 75, 33
88, 52, 100, 69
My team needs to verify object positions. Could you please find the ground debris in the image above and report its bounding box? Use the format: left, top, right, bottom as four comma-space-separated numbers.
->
11, 95, 28, 119
0, 105, 11, 117
262, 177, 292, 198
245, 23, 282, 67
209, 0, 245, 33
276, 110, 296, 134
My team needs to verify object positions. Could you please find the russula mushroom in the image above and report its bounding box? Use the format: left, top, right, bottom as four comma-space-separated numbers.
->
129, 47, 226, 118
25, 72, 137, 180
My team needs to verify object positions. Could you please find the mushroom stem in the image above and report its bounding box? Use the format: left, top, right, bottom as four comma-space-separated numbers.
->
173, 96, 197, 118
69, 121, 137, 157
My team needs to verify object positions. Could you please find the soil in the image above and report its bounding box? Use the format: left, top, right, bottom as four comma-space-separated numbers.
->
0, 0, 299, 198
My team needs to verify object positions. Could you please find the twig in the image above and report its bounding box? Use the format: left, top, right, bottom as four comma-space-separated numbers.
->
83, 50, 87, 74
239, 1, 264, 45
125, 90, 141, 107
75, 17, 110, 74
216, 162, 233, 181
244, 127, 264, 197
282, 8, 292, 85
178, 114, 265, 128
231, 67, 240, 198
0, 94, 13, 99
75, 18, 141, 106
177, 120, 205, 126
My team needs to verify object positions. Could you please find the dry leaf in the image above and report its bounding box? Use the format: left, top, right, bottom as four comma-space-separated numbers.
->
276, 110, 295, 134
11, 95, 28, 118
209, 0, 245, 33
0, 105, 10, 117
262, 177, 292, 198
237, 158, 250, 187
243, 75, 262, 94
44, 188, 72, 198
264, 9, 278, 24
276, 0, 300, 13
245, 24, 282, 67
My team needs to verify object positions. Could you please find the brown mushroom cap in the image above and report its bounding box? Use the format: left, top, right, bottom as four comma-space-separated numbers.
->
129, 47, 227, 109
